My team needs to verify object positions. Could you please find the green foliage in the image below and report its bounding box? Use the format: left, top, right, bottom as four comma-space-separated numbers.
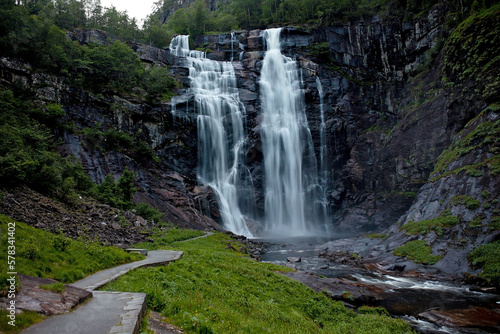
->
358, 306, 390, 316
144, 65, 181, 103
400, 210, 460, 236
167, 0, 211, 36
393, 240, 443, 265
39, 282, 66, 294
104, 233, 413, 333
481, 190, 491, 199
134, 203, 166, 224
0, 214, 143, 283
468, 240, 500, 285
93, 168, 137, 209
489, 216, 500, 230
134, 229, 205, 250
443, 4, 500, 103
0, 89, 92, 200
80, 40, 144, 92
341, 290, 355, 301
453, 195, 481, 210
469, 216, 483, 228
366, 233, 388, 240
431, 111, 500, 178
0, 310, 44, 333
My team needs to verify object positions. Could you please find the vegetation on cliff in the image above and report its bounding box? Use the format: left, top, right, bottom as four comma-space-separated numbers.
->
103, 233, 413, 333
469, 240, 500, 286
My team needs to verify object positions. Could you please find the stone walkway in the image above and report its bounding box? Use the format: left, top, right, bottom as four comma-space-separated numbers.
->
21, 250, 184, 334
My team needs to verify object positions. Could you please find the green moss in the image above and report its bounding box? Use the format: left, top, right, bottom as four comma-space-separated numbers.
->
431, 115, 500, 177
103, 234, 413, 333
481, 190, 491, 199
453, 195, 481, 210
468, 240, 500, 286
400, 210, 460, 236
393, 240, 443, 265
469, 216, 483, 228
443, 5, 500, 102
489, 216, 500, 231
341, 291, 355, 302
0, 214, 144, 283
39, 282, 66, 294
366, 233, 388, 240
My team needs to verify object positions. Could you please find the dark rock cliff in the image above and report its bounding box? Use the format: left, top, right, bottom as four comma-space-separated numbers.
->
190, 3, 458, 231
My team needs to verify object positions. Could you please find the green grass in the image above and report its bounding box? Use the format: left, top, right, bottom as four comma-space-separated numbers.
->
393, 240, 443, 265
0, 214, 144, 284
0, 310, 44, 333
133, 229, 205, 250
400, 211, 460, 236
103, 233, 413, 333
468, 240, 500, 286
39, 282, 65, 294
365, 233, 388, 240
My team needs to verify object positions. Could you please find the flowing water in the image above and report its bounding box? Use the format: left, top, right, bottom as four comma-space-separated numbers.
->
261, 237, 499, 334
260, 28, 326, 236
169, 36, 256, 237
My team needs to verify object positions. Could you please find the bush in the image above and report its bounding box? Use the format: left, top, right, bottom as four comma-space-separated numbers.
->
93, 168, 137, 209
135, 203, 165, 223
468, 240, 500, 286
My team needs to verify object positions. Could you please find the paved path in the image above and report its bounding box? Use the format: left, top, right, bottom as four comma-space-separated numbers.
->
71, 250, 183, 291
21, 250, 183, 334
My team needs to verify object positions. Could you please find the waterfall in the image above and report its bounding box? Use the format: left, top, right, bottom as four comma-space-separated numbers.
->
169, 35, 255, 237
230, 32, 235, 62
316, 77, 329, 225
260, 28, 325, 236
169, 35, 204, 58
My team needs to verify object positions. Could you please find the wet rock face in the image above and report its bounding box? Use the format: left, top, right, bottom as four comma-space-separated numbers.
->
188, 5, 453, 231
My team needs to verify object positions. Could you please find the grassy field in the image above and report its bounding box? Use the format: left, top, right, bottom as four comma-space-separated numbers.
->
103, 233, 414, 333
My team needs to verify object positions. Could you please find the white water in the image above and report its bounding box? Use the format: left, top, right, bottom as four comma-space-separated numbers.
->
169, 35, 204, 58
260, 28, 325, 235
169, 35, 254, 237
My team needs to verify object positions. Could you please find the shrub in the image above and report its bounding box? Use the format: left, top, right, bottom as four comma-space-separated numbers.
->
469, 240, 500, 286
135, 203, 165, 223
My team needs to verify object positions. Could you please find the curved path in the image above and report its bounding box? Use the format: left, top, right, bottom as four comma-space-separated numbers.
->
21, 250, 183, 334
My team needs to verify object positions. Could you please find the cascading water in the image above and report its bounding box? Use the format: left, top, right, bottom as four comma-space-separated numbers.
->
169, 35, 255, 237
260, 28, 326, 236
316, 77, 329, 224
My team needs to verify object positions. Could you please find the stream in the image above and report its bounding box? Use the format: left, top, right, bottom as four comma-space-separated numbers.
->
258, 236, 500, 334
